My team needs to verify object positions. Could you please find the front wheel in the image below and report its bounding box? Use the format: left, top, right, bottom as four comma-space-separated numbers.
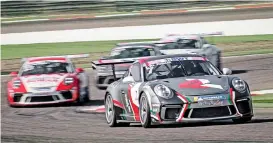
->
232, 116, 252, 124
139, 93, 151, 128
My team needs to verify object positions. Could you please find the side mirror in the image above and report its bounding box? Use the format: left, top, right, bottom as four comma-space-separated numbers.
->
76, 68, 84, 73
10, 71, 18, 77
222, 68, 232, 75
122, 76, 134, 83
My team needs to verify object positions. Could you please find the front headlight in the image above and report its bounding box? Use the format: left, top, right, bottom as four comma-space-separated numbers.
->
232, 78, 246, 93
64, 77, 74, 85
154, 84, 173, 99
13, 80, 21, 88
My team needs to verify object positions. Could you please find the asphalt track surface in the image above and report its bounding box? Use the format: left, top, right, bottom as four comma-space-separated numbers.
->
2, 8, 273, 143
2, 54, 273, 143
2, 7, 273, 34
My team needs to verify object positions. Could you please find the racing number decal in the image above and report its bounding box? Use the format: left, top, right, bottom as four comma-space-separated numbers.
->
128, 83, 142, 121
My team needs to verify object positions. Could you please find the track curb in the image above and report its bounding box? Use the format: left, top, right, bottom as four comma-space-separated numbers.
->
2, 3, 273, 24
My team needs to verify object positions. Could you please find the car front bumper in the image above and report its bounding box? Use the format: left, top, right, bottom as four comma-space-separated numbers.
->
8, 89, 78, 106
151, 96, 253, 124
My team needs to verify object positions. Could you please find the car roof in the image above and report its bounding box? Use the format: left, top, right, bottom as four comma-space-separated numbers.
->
138, 54, 204, 63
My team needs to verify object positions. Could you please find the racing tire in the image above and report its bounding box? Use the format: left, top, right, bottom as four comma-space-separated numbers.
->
139, 93, 152, 128
105, 94, 130, 127
232, 116, 252, 124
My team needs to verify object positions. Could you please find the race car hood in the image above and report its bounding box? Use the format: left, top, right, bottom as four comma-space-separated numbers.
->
20, 74, 69, 92
160, 49, 201, 55
155, 75, 230, 96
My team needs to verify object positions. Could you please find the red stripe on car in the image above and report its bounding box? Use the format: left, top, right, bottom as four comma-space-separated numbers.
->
113, 100, 125, 109
128, 85, 140, 121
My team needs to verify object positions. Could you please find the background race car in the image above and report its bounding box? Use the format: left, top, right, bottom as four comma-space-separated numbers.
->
93, 54, 253, 128
92, 43, 163, 90
7, 55, 90, 107
155, 32, 223, 69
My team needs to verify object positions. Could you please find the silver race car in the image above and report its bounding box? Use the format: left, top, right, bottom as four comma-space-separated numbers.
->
155, 32, 223, 69
93, 54, 253, 128
92, 43, 162, 90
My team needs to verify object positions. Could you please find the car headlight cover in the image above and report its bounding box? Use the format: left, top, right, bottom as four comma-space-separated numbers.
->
232, 78, 246, 93
13, 80, 21, 88
64, 77, 74, 85
154, 84, 173, 99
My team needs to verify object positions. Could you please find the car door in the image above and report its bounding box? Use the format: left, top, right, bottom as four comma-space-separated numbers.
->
119, 63, 143, 121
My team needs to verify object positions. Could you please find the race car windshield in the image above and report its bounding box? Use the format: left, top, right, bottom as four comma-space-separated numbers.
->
21, 61, 74, 76
159, 39, 201, 50
144, 58, 220, 81
109, 47, 156, 59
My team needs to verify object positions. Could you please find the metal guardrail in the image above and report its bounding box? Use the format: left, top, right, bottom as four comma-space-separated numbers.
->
1, 1, 255, 16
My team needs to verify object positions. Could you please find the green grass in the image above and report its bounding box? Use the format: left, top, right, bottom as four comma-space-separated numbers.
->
253, 103, 273, 108
252, 94, 273, 103
1, 34, 273, 60
1, 39, 156, 59
206, 34, 273, 43
252, 94, 273, 108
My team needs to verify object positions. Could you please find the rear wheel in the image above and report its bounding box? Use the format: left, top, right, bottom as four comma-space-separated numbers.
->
139, 93, 151, 128
105, 94, 130, 127
232, 116, 252, 124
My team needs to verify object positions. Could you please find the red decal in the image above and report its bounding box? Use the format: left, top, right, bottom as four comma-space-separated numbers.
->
139, 57, 149, 64
156, 113, 162, 123
179, 79, 207, 89
176, 92, 188, 103
128, 85, 140, 121
56, 76, 78, 91
230, 88, 233, 101
113, 100, 125, 109
177, 104, 189, 122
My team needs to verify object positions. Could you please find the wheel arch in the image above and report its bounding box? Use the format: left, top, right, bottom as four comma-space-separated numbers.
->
139, 87, 155, 109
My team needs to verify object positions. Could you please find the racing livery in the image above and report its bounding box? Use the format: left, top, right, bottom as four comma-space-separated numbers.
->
92, 43, 162, 90
94, 54, 253, 128
7, 56, 90, 106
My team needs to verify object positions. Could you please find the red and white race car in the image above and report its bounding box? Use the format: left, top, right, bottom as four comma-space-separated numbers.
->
7, 55, 90, 107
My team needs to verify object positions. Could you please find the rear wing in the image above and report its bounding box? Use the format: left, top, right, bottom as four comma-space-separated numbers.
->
91, 59, 135, 80
21, 54, 89, 63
